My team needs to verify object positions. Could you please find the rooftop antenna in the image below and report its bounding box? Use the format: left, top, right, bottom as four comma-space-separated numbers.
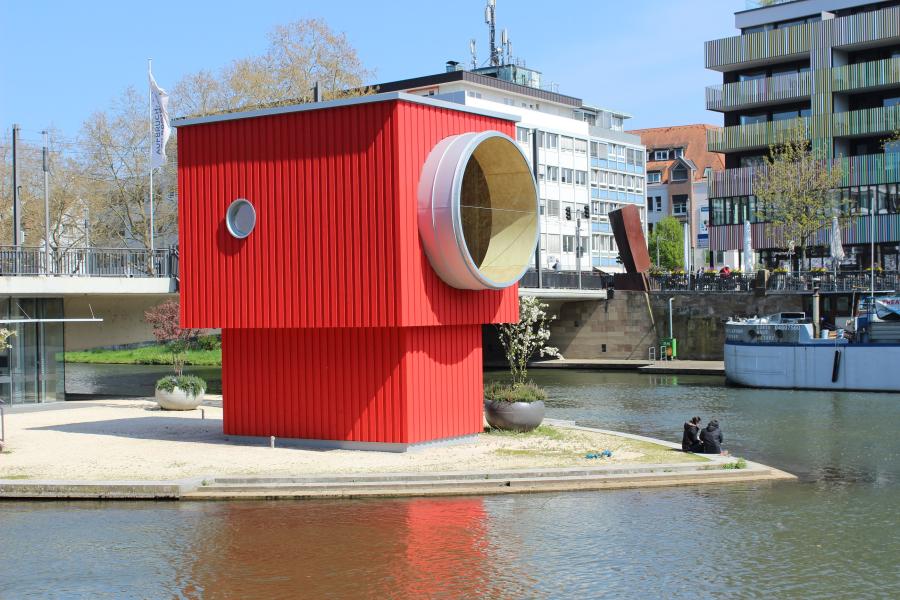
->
485, 0, 500, 67
469, 38, 477, 70
501, 28, 513, 66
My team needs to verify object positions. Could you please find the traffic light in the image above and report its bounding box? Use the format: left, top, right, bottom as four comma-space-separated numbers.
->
582, 205, 590, 219
565, 206, 572, 220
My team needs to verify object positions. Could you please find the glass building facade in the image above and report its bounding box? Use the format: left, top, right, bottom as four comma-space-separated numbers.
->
0, 298, 66, 405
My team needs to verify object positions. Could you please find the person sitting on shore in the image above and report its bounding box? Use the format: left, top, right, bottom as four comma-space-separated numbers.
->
682, 416, 704, 452
699, 419, 724, 454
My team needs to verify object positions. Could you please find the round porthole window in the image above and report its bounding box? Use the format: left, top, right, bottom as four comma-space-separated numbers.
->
226, 198, 256, 239
417, 130, 538, 290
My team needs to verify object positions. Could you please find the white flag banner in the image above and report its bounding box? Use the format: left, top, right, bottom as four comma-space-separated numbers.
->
149, 68, 171, 170
831, 216, 845, 263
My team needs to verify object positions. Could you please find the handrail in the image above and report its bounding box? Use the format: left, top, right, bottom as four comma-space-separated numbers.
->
0, 246, 178, 278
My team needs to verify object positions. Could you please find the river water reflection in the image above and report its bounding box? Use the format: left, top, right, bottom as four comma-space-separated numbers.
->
1, 369, 898, 598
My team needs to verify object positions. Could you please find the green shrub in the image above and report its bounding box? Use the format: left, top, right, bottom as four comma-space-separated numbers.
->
484, 381, 546, 404
197, 335, 221, 351
723, 457, 748, 470
155, 375, 207, 397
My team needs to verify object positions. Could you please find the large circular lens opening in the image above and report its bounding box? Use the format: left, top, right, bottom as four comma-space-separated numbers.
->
418, 131, 538, 290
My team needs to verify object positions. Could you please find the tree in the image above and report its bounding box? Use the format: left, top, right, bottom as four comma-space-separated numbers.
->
144, 300, 200, 376
753, 123, 843, 266
496, 296, 561, 386
648, 216, 684, 270
79, 87, 178, 254
173, 18, 372, 117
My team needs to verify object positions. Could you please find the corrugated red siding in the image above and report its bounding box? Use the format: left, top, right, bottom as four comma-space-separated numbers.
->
222, 326, 482, 443
178, 99, 518, 330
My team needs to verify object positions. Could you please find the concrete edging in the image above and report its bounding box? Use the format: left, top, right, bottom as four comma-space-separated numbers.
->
0, 424, 795, 501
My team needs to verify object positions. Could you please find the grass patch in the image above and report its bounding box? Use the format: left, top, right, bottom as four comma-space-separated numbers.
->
484, 424, 569, 441
64, 345, 222, 366
723, 457, 748, 470
0, 474, 30, 480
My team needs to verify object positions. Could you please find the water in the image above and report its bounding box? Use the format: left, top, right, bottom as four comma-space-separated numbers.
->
2, 368, 899, 598
65, 363, 222, 396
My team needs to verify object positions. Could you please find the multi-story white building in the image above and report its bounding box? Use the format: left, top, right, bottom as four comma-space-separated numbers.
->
376, 63, 646, 273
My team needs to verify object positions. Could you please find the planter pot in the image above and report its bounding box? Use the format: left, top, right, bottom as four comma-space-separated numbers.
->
483, 399, 545, 432
156, 386, 204, 411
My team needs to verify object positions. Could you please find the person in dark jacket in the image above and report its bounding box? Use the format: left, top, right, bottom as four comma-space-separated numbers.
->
682, 416, 704, 452
699, 419, 724, 454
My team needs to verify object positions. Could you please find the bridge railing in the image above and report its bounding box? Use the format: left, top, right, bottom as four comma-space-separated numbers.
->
519, 270, 611, 290
0, 246, 179, 278
650, 271, 899, 293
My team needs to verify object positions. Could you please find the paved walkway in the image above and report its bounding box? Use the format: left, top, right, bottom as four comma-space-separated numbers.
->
531, 358, 725, 376
0, 401, 789, 500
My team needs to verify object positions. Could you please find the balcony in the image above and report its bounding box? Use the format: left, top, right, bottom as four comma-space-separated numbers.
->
707, 116, 808, 153
0, 246, 178, 278
706, 71, 812, 112
709, 152, 900, 198
833, 57, 900, 94
705, 23, 810, 72
832, 104, 900, 139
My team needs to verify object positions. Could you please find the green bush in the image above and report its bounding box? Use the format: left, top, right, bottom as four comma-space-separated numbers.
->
155, 375, 207, 397
197, 335, 221, 351
484, 381, 546, 404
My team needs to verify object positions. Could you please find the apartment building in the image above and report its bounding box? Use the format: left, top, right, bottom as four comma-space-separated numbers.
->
375, 64, 646, 272
705, 0, 900, 270
628, 125, 725, 269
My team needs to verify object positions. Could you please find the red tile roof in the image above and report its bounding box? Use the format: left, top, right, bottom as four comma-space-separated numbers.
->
626, 124, 724, 183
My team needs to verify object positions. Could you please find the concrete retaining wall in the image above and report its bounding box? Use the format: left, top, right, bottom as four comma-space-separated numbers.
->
547, 292, 804, 361
64, 294, 177, 351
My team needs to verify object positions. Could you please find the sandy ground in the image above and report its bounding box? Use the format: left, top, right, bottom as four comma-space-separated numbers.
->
0, 400, 701, 481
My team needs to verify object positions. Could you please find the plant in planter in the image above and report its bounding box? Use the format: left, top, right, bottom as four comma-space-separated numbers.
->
487, 296, 561, 432
145, 300, 206, 410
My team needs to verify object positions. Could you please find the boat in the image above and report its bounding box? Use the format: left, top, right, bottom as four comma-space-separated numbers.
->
724, 297, 900, 392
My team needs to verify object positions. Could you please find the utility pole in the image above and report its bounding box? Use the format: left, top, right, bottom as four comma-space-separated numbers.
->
576, 213, 583, 289
532, 128, 542, 288
11, 124, 21, 247
42, 131, 51, 275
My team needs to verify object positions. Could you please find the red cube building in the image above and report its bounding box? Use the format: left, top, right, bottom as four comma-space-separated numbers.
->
176, 93, 538, 450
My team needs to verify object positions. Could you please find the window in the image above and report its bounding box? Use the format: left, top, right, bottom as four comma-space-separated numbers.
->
537, 164, 545, 180
592, 234, 601, 253
597, 171, 608, 186
516, 127, 529, 143
590, 170, 599, 187
636, 151, 644, 167
654, 150, 669, 161
575, 170, 587, 186
466, 90, 483, 99
574, 139, 587, 154
885, 97, 900, 108
561, 168, 574, 184
563, 235, 576, 253
616, 173, 626, 189
590, 141, 600, 158
627, 148, 636, 166
547, 199, 560, 218
740, 113, 766, 125
635, 177, 643, 192
673, 195, 688, 215
656, 197, 662, 212
773, 110, 799, 121
541, 133, 559, 150
546, 166, 559, 182
673, 147, 684, 158
547, 234, 561, 254
592, 200, 602, 214
560, 136, 573, 152
647, 171, 661, 184
671, 166, 688, 182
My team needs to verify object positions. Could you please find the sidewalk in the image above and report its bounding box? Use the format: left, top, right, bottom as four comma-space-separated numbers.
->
530, 358, 725, 376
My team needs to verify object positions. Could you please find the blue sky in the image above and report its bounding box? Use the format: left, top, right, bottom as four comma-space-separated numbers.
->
0, 0, 745, 140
